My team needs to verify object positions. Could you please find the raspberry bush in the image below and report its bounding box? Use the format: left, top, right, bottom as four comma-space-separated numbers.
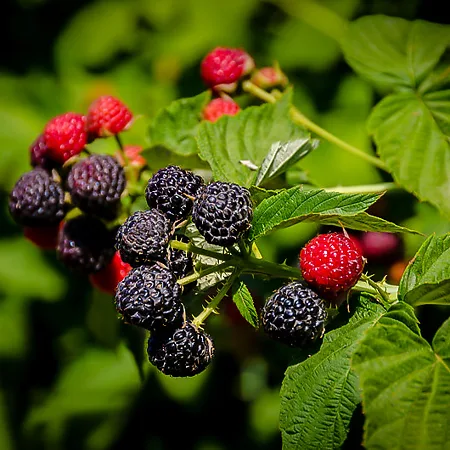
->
2, 3, 450, 450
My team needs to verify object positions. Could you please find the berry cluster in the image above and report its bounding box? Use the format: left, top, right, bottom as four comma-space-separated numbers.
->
200, 47, 288, 123
261, 231, 365, 348
114, 165, 254, 377
8, 95, 135, 292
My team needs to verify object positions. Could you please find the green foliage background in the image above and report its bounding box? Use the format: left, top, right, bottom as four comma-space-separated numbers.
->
1, 1, 449, 449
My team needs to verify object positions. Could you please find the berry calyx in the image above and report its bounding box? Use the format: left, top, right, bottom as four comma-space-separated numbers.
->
250, 66, 288, 90
115, 209, 173, 267
261, 281, 327, 347
114, 263, 184, 332
299, 232, 365, 301
147, 321, 215, 377
8, 168, 66, 227
145, 165, 205, 223
89, 251, 132, 295
66, 154, 126, 220
192, 181, 253, 247
86, 95, 133, 140
43, 112, 87, 164
200, 47, 255, 90
202, 97, 241, 122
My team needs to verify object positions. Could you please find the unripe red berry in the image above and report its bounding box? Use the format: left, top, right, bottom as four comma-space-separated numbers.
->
202, 98, 241, 122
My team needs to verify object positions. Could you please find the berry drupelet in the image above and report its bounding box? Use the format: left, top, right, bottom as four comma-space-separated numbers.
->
115, 209, 173, 267
145, 165, 205, 223
192, 181, 253, 247
9, 168, 66, 227
57, 215, 115, 274
114, 263, 184, 332
261, 281, 327, 347
147, 321, 215, 377
66, 154, 126, 220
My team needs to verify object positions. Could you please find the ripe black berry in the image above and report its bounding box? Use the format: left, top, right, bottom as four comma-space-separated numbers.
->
261, 281, 327, 347
115, 264, 184, 332
67, 154, 126, 220
145, 165, 205, 223
147, 321, 215, 377
115, 209, 173, 267
192, 181, 253, 246
57, 215, 115, 274
9, 168, 66, 227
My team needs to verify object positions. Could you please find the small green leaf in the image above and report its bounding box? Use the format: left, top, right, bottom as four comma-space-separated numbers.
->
232, 282, 259, 328
147, 91, 211, 156
280, 295, 385, 450
342, 15, 450, 91
352, 302, 450, 450
255, 138, 319, 186
196, 90, 309, 186
399, 233, 450, 306
367, 89, 450, 220
249, 186, 280, 206
249, 187, 417, 241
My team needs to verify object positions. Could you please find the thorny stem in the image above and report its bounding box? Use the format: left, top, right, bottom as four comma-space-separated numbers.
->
193, 270, 241, 327
242, 80, 389, 172
169, 240, 232, 262
359, 274, 393, 304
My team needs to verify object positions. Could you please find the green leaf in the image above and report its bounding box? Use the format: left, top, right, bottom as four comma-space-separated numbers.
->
249, 186, 280, 206
0, 238, 66, 301
399, 233, 450, 306
249, 187, 418, 241
231, 282, 259, 328
367, 89, 450, 220
352, 302, 450, 450
147, 91, 211, 156
196, 90, 309, 186
342, 15, 450, 91
255, 138, 319, 186
280, 295, 385, 450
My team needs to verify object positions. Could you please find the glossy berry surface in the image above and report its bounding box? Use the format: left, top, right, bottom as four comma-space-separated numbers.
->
202, 98, 240, 122
145, 165, 204, 223
57, 215, 115, 274
261, 281, 327, 347
67, 154, 126, 220
86, 95, 133, 140
115, 209, 173, 267
9, 168, 66, 227
43, 112, 87, 164
115, 264, 184, 332
147, 321, 215, 377
192, 181, 253, 247
300, 232, 364, 300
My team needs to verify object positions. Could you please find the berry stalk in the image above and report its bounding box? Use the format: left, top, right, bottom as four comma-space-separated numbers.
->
193, 270, 241, 327
242, 80, 388, 172
177, 261, 234, 286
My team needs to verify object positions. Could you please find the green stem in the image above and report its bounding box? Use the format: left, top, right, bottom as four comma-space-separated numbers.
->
242, 81, 389, 172
169, 240, 232, 262
323, 182, 399, 194
193, 270, 241, 327
242, 256, 302, 280
177, 261, 233, 286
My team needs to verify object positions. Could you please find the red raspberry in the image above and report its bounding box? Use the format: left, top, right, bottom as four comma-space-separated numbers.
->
299, 232, 365, 302
202, 98, 241, 122
115, 145, 146, 168
23, 222, 63, 250
86, 95, 133, 140
89, 251, 132, 295
359, 231, 403, 264
43, 113, 87, 164
200, 47, 255, 89
250, 66, 288, 90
